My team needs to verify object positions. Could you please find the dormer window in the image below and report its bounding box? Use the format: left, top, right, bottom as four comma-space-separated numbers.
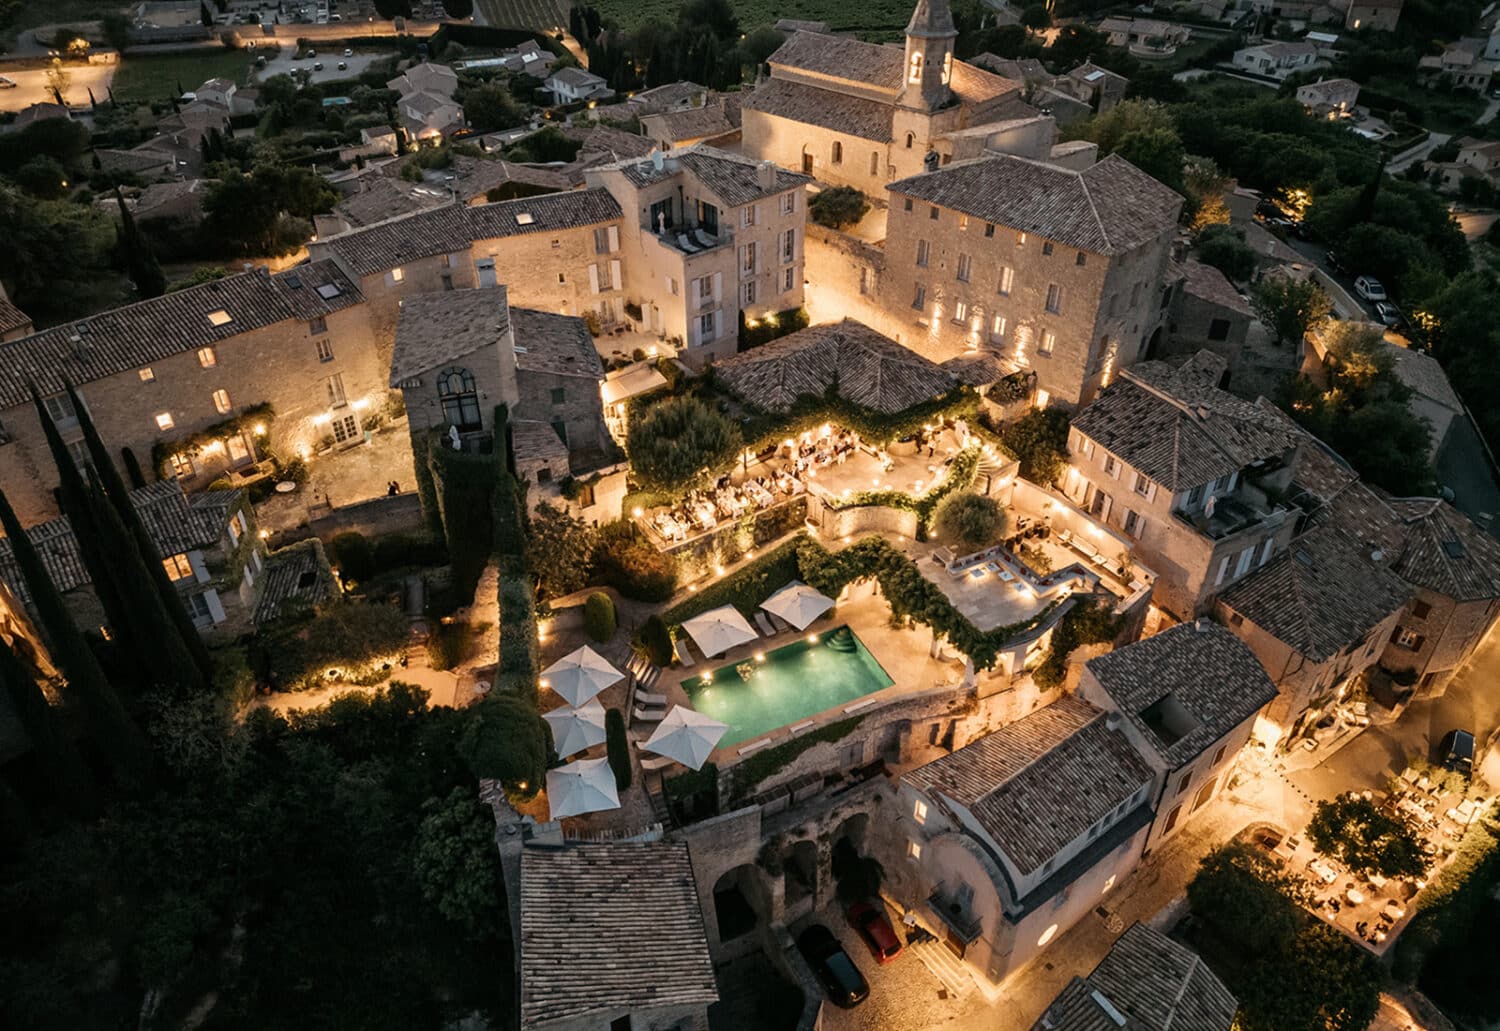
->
908, 52, 923, 83
206, 309, 232, 327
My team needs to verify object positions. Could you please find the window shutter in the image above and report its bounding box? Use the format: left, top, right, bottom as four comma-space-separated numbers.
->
189, 551, 210, 584
1389, 624, 1404, 643
203, 589, 226, 624
712, 272, 722, 301
1413, 634, 1426, 651
588, 263, 600, 294
607, 225, 619, 252
713, 310, 722, 338
1147, 482, 1157, 503
610, 259, 621, 289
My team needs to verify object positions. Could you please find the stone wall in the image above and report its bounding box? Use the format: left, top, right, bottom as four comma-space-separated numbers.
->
805, 494, 920, 540
663, 498, 809, 583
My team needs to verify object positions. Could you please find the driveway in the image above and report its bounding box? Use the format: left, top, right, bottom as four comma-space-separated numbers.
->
1389, 130, 1450, 175
255, 45, 391, 85
0, 62, 116, 111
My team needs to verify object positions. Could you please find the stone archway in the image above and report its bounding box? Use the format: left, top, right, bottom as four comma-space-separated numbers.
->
783, 838, 819, 910
1144, 326, 1164, 360
713, 864, 771, 944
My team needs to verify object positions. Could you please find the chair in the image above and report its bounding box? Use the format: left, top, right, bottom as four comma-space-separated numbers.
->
633, 705, 667, 722
674, 638, 697, 668
635, 688, 669, 707
754, 612, 777, 636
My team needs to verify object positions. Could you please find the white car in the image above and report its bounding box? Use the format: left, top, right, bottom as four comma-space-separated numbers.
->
1354, 276, 1387, 302
343, 47, 353, 57
0, 76, 16, 89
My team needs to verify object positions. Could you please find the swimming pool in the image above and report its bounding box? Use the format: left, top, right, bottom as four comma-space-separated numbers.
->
682, 625, 894, 747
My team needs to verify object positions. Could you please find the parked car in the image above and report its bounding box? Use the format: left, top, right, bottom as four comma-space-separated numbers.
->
337, 61, 347, 70
847, 902, 903, 964
0, 75, 16, 89
796, 925, 869, 1008
1354, 275, 1387, 302
306, 48, 316, 57
1440, 729, 1475, 777
1375, 301, 1401, 326
343, 47, 353, 56
313, 61, 324, 71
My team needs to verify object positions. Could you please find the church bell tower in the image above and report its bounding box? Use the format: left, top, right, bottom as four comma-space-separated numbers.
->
899, 0, 957, 111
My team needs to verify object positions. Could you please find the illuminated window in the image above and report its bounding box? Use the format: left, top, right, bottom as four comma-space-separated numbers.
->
206, 309, 232, 327
388, 267, 405, 283
155, 411, 174, 431
515, 212, 534, 226
990, 315, 1007, 341
998, 266, 1014, 295
316, 339, 334, 362
941, 50, 952, 84
1039, 331, 1056, 356
213, 389, 232, 414
1037, 924, 1058, 947
952, 300, 968, 324
908, 51, 923, 83
913, 799, 928, 824
907, 840, 922, 860
138, 367, 154, 382
162, 553, 194, 581
1102, 875, 1116, 893
197, 346, 217, 367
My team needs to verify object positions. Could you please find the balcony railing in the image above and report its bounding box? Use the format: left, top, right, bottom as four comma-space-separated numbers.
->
1174, 483, 1290, 541
651, 220, 732, 256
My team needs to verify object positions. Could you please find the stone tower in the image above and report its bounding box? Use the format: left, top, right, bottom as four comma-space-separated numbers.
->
899, 0, 957, 111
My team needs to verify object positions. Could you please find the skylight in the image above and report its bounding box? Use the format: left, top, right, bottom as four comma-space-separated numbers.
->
206, 309, 233, 327
316, 283, 342, 300
515, 212, 535, 225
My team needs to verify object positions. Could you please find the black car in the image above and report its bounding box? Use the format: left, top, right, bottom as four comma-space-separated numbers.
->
796, 924, 869, 1008
1440, 729, 1475, 777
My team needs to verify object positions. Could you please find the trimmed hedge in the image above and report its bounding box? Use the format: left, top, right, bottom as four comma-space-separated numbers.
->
427, 438, 496, 603
583, 591, 616, 642
605, 707, 631, 790
663, 537, 804, 627
640, 614, 674, 667
593, 521, 678, 601
498, 574, 540, 703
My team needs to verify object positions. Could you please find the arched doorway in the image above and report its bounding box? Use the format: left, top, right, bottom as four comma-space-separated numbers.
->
829, 812, 880, 903
1144, 326, 1164, 361
713, 864, 769, 942
783, 838, 819, 907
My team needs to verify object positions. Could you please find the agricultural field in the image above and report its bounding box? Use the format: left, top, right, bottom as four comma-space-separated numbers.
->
110, 50, 257, 104
476, 0, 570, 32
541, 0, 909, 34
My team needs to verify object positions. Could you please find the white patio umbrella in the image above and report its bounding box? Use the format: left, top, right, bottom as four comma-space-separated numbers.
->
545, 757, 620, 819
643, 706, 730, 770
543, 698, 608, 758
540, 645, 624, 707
760, 580, 834, 631
681, 604, 758, 658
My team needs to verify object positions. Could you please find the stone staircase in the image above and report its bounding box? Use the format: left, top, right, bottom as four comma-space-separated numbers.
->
910, 939, 976, 999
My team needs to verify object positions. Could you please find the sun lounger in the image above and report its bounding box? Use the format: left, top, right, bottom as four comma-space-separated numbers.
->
754, 612, 777, 636
640, 754, 676, 772
769, 612, 791, 632
635, 688, 669, 707
674, 638, 697, 667
633, 705, 667, 722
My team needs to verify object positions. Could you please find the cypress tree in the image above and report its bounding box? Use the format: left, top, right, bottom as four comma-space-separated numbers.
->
113, 188, 166, 299
0, 488, 150, 788
65, 381, 212, 681
0, 637, 95, 818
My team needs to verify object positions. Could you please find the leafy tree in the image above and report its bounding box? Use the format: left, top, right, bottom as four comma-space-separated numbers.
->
524, 501, 596, 599
100, 12, 132, 50
1243, 924, 1382, 1031
1020, 3, 1051, 28
1188, 842, 1307, 954
1307, 792, 1426, 878
808, 186, 870, 230
1114, 127, 1185, 193
605, 707, 630, 788
1184, 155, 1232, 230
462, 82, 523, 131
738, 25, 786, 70
592, 522, 679, 601
166, 265, 229, 292
1194, 224, 1256, 283
933, 491, 1006, 551
441, 0, 473, 16
0, 188, 119, 319
678, 0, 738, 41
411, 787, 503, 937
640, 613, 675, 666
1000, 408, 1070, 483
626, 395, 741, 493
504, 126, 581, 164
458, 694, 550, 794
14, 156, 68, 200
1032, 600, 1120, 689
1251, 275, 1331, 347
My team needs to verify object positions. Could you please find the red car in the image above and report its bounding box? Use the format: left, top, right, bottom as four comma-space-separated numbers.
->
847, 902, 903, 964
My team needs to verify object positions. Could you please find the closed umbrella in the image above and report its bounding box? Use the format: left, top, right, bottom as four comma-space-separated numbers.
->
760, 580, 834, 631
540, 645, 624, 707
545, 757, 620, 819
543, 698, 608, 757
681, 604, 758, 658
643, 706, 729, 770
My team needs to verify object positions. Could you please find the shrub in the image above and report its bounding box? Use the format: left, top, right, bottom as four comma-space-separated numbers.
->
261, 602, 409, 692
1032, 600, 1121, 690
626, 396, 742, 493
1001, 408, 1070, 484
331, 531, 376, 582
583, 591, 616, 642
593, 521, 679, 602
932, 492, 1006, 552
1195, 223, 1257, 282
426, 622, 468, 671
525, 501, 596, 600
640, 614, 674, 667
809, 186, 870, 229
458, 694, 549, 794
371, 532, 448, 572
605, 707, 631, 790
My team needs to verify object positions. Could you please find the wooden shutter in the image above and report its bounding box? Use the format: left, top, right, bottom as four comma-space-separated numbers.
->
588, 263, 600, 294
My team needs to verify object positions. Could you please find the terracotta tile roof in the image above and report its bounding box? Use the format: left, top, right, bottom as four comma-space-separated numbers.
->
574, 123, 657, 160
1034, 922, 1236, 1030
890, 154, 1182, 256
510, 307, 603, 380
1085, 621, 1276, 768
318, 189, 623, 278
391, 286, 511, 385
0, 261, 361, 410
640, 94, 741, 144
1218, 525, 1412, 662
253, 538, 335, 625
0, 481, 232, 605
1387, 346, 1462, 412
626, 80, 707, 113
446, 155, 572, 202
520, 841, 718, 1027
714, 319, 957, 414
741, 76, 895, 141
334, 176, 450, 228
94, 148, 176, 174
0, 295, 31, 336
906, 695, 1153, 876
611, 144, 810, 207
1072, 360, 1301, 491
511, 419, 570, 463
767, 30, 906, 90
1180, 259, 1252, 316
1387, 498, 1500, 603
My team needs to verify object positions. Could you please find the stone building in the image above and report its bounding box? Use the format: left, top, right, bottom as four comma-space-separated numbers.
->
639, 94, 742, 151
1032, 921, 1236, 1031
1066, 354, 1304, 618
1296, 77, 1361, 119
740, 0, 1028, 191
0, 261, 382, 528
585, 146, 811, 366
0, 480, 265, 638
519, 840, 718, 1031
879, 152, 1182, 407
1077, 620, 1277, 850
1162, 259, 1254, 367
891, 695, 1156, 989
1386, 345, 1462, 460
1345, 0, 1402, 31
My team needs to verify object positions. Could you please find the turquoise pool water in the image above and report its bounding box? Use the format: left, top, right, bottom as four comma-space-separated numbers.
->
682, 625, 894, 747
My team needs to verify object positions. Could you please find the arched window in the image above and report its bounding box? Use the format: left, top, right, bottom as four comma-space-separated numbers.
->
905, 132, 915, 150
831, 140, 843, 165
438, 367, 482, 431
941, 50, 953, 85
908, 52, 923, 84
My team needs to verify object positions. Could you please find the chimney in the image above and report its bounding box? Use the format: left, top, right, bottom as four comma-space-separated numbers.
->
1370, 547, 1385, 563
758, 159, 776, 192
1105, 711, 1123, 731
1194, 617, 1211, 633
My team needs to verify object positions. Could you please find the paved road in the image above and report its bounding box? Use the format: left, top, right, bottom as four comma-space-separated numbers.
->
0, 62, 116, 110
256, 44, 389, 84
1389, 130, 1450, 175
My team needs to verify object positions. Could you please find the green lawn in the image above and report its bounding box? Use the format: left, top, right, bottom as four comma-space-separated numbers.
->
110, 50, 257, 104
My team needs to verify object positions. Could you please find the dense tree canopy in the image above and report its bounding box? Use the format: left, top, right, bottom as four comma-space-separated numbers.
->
525, 501, 597, 600
933, 491, 1007, 552
1000, 408, 1070, 484
1307, 793, 1427, 878
626, 395, 742, 493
